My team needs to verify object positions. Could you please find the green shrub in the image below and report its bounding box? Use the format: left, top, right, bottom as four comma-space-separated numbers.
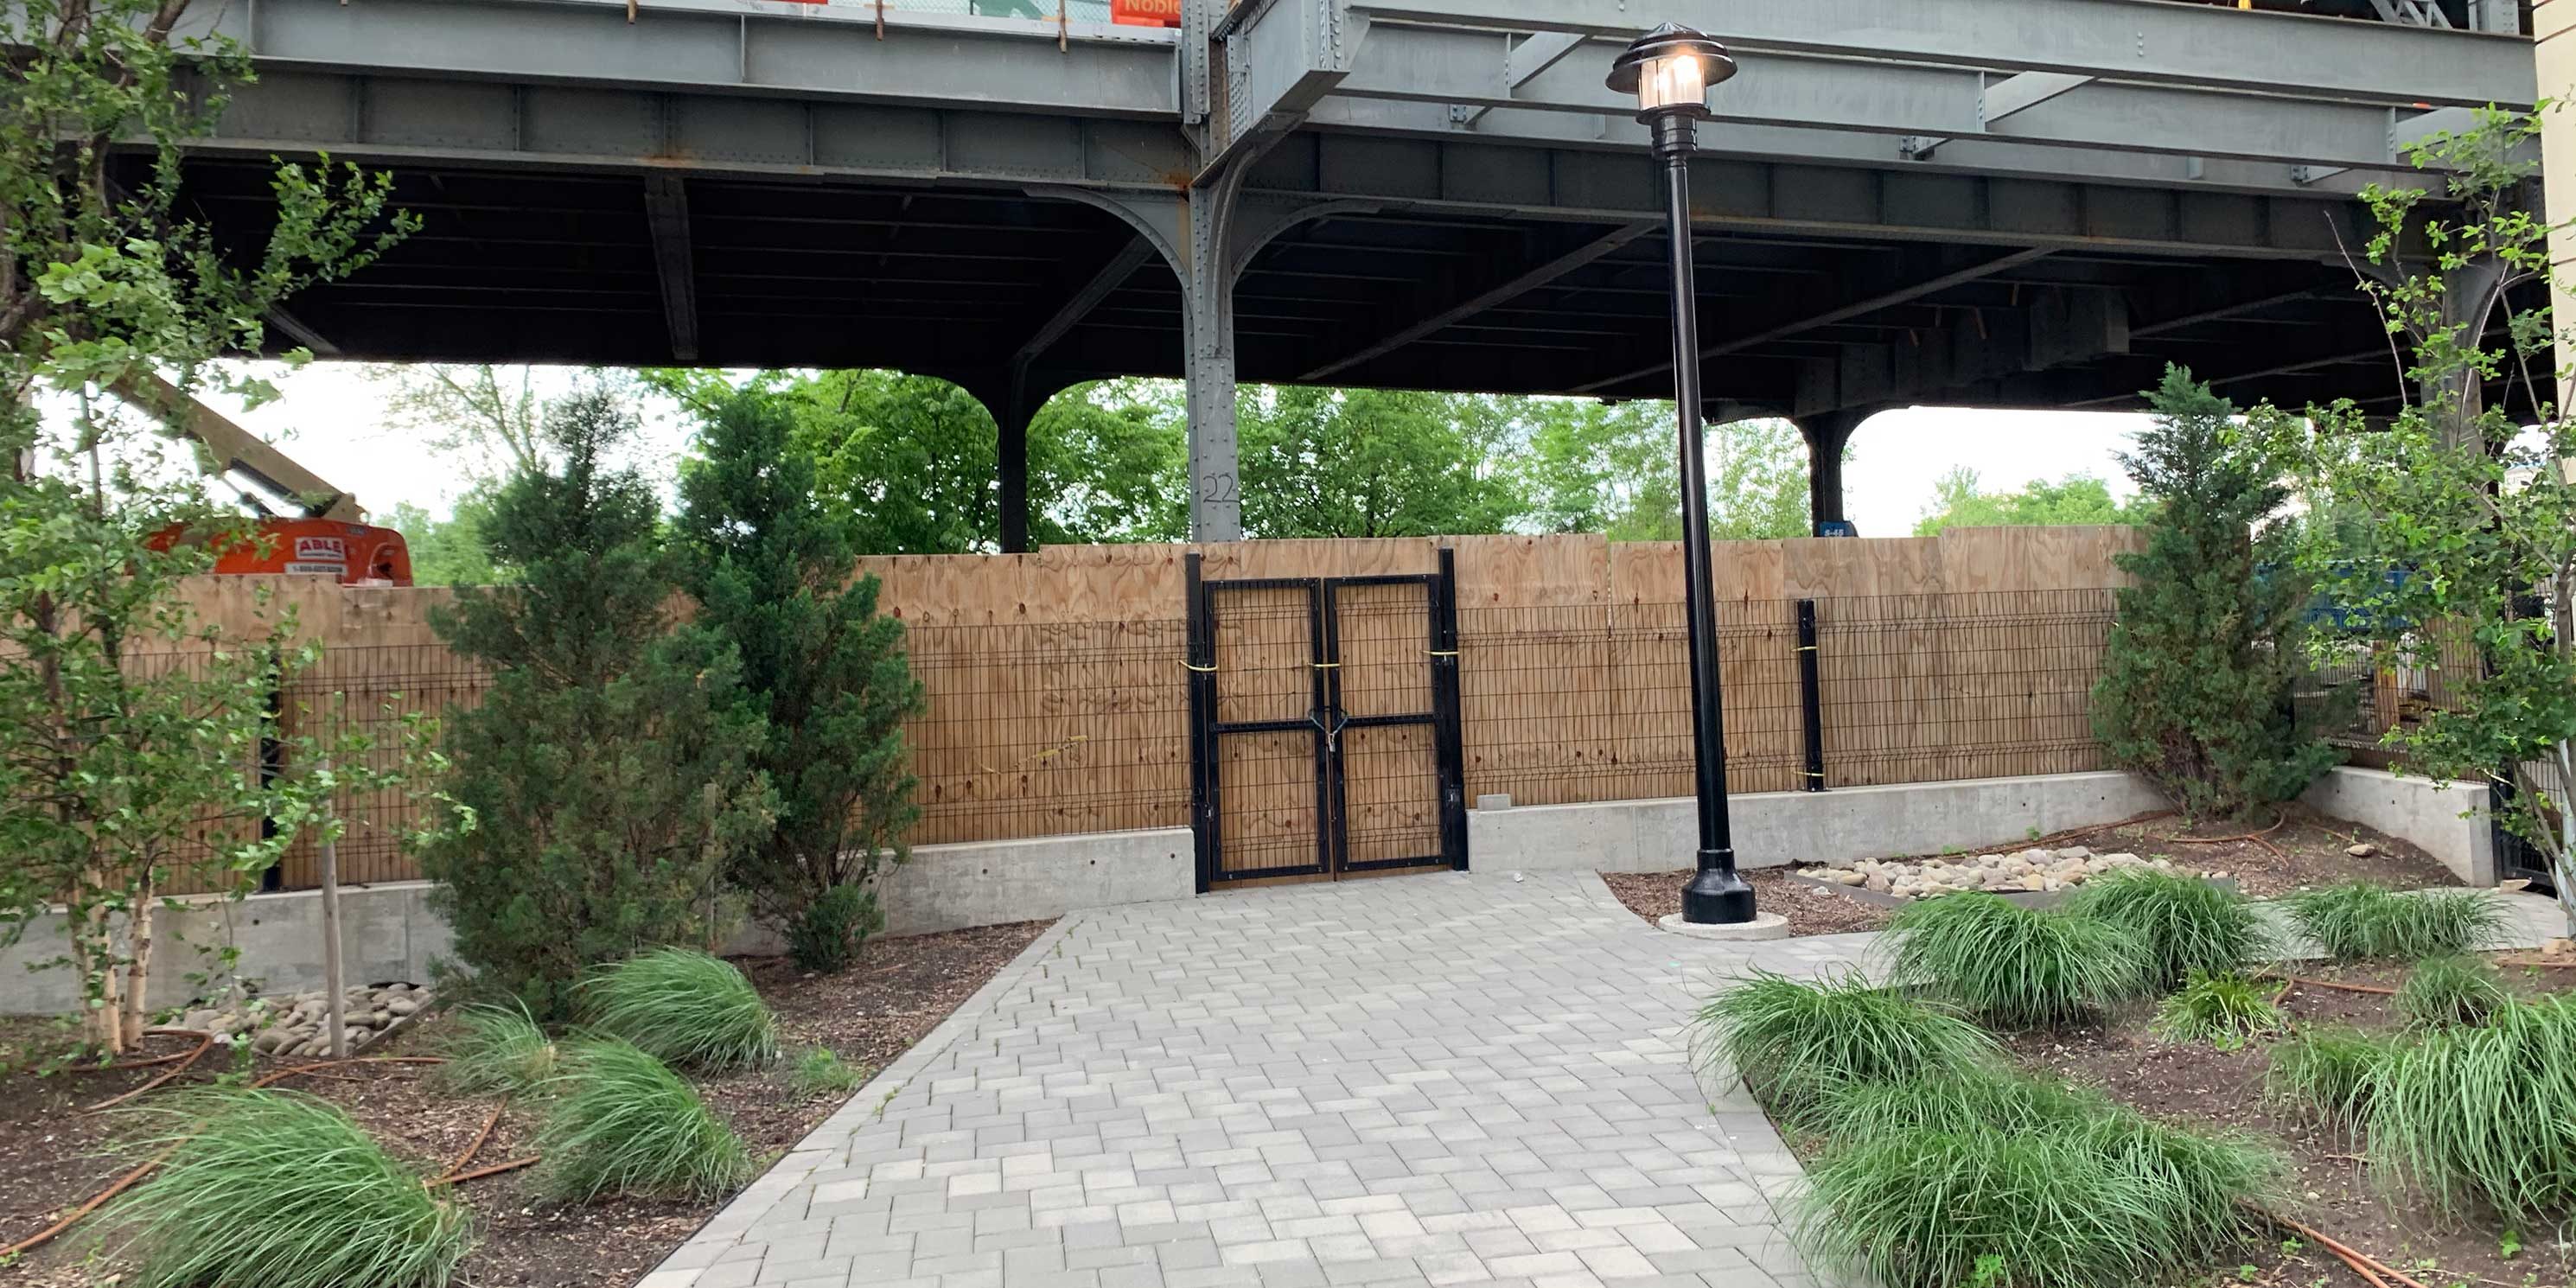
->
537, 1036, 755, 1202
430, 1001, 559, 1097
784, 885, 885, 975
790, 1047, 869, 1099
95, 1087, 472, 1288
1792, 1117, 2276, 1288
584, 947, 779, 1072
419, 393, 772, 1020
1693, 972, 2000, 1115
2265, 1028, 2393, 1124
2066, 869, 2268, 990
2152, 972, 2285, 1049
2395, 953, 2512, 1030
1802, 1066, 2107, 1141
1889, 893, 2154, 1027
2283, 883, 2507, 961
2367, 994, 2576, 1217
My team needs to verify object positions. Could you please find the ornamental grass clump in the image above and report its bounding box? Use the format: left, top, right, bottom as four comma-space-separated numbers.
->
1889, 892, 2154, 1027
583, 947, 779, 1073
2265, 1028, 2394, 1125
1692, 971, 2000, 1116
431, 1001, 560, 1097
2152, 972, 2285, 1049
2394, 953, 2512, 1030
790, 1046, 868, 1099
93, 1087, 473, 1288
536, 1036, 755, 1202
1801, 1065, 2107, 1141
2065, 868, 2268, 990
2283, 883, 2507, 962
2366, 993, 2576, 1218
1792, 1114, 2279, 1288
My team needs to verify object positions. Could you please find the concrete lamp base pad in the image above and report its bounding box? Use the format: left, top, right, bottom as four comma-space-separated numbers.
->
1656, 912, 1791, 942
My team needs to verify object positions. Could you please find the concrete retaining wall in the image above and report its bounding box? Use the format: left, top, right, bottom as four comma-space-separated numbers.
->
2301, 765, 2496, 887
1467, 771, 2175, 873
0, 826, 1196, 1017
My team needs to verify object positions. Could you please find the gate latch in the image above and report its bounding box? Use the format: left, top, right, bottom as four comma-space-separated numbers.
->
1310, 706, 1349, 755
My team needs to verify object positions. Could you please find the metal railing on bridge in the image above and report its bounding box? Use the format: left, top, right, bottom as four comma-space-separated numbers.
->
801, 0, 1174, 26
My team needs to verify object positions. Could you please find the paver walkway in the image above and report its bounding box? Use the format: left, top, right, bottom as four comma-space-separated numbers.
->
644, 871, 2571, 1288
642, 872, 1871, 1288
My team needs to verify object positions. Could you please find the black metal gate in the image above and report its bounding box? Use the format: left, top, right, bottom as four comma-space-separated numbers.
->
1183, 550, 1467, 890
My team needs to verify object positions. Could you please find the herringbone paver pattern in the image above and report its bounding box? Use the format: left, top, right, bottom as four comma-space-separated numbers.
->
641, 871, 1869, 1288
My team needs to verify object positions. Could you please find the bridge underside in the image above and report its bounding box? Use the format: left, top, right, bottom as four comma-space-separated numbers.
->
159, 0, 2545, 543
182, 154, 2444, 419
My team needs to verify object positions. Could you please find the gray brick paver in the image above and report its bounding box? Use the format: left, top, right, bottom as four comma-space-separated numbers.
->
645, 873, 1852, 1287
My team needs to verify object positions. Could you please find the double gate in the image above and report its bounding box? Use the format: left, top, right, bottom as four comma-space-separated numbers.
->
1183, 551, 1468, 890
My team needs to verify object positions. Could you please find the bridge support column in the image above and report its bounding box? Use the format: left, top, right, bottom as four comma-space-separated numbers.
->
997, 373, 1035, 554
1035, 182, 1380, 543
2430, 258, 2506, 450
1799, 410, 1871, 535
957, 370, 1063, 554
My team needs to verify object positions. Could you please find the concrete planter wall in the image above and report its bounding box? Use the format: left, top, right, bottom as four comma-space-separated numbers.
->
1468, 771, 2174, 873
2300, 765, 2496, 887
0, 827, 1195, 1017
16, 768, 2480, 1017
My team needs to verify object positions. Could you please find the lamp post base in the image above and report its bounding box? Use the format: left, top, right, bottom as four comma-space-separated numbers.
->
1656, 911, 1789, 941
1682, 851, 1757, 925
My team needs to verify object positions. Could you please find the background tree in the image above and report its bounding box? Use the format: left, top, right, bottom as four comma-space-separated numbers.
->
1236, 386, 1525, 538
2090, 367, 2339, 819
0, 0, 409, 1053
382, 489, 507, 586
367, 364, 549, 485
673, 389, 926, 973
745, 372, 1188, 552
418, 391, 772, 1017
1515, 401, 1815, 540
2269, 109, 2576, 925
1914, 469, 2144, 536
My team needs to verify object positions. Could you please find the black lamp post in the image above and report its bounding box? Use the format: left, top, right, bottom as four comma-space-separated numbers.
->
1610, 24, 1756, 925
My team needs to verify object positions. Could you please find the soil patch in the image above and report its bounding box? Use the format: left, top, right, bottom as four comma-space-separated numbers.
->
1603, 807, 2464, 939
0, 919, 1049, 1288
2007, 956, 2576, 1288
1601, 865, 1895, 936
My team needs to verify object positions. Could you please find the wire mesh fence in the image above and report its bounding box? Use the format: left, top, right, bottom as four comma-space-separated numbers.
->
1458, 588, 2123, 807
86, 585, 2140, 895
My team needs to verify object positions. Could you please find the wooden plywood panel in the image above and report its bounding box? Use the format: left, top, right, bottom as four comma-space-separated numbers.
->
1214, 729, 1322, 877
1331, 581, 1431, 721
1338, 724, 1441, 865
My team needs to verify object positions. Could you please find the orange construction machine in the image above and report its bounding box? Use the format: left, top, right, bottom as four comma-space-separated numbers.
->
128, 374, 415, 587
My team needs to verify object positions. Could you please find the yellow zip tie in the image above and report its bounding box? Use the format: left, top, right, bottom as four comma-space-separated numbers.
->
1182, 662, 1217, 673
1425, 650, 1460, 657
1312, 661, 1342, 669
1797, 645, 1820, 653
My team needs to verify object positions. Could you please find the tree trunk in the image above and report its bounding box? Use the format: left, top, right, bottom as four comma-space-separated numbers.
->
320, 818, 348, 1060
84, 883, 123, 1054
120, 880, 154, 1049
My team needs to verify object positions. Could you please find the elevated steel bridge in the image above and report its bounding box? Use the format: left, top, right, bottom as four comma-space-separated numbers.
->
167, 0, 2541, 541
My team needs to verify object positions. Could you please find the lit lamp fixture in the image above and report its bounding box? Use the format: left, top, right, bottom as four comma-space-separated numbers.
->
1609, 24, 1757, 927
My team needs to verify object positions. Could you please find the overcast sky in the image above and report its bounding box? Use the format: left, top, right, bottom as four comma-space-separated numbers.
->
211, 362, 2150, 539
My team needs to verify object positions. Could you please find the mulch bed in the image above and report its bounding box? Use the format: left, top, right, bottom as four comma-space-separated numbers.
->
1602, 865, 1897, 936
1601, 805, 2464, 938
0, 919, 1049, 1288
2010, 956, 2576, 1288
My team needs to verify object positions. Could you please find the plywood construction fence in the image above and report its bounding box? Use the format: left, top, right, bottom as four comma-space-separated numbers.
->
143, 526, 2142, 890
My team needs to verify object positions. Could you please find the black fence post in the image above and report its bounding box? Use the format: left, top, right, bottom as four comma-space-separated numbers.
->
1184, 553, 1215, 894
1797, 598, 1826, 792
1431, 546, 1469, 870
